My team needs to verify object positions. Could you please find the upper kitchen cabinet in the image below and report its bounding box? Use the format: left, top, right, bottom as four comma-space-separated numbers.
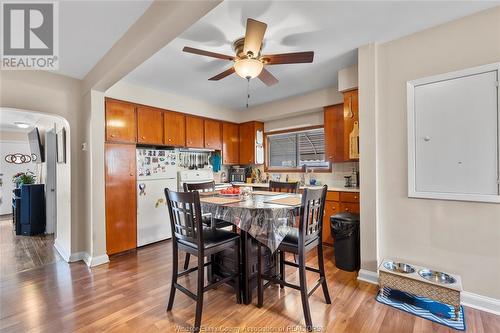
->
164, 111, 186, 147
185, 116, 204, 148
105, 99, 136, 143
204, 119, 222, 150
324, 104, 344, 163
137, 106, 163, 145
239, 121, 264, 165
343, 89, 359, 161
222, 122, 239, 164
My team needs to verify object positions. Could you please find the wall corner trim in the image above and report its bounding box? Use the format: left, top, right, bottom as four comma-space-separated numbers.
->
357, 269, 379, 285
84, 254, 110, 267
53, 240, 70, 262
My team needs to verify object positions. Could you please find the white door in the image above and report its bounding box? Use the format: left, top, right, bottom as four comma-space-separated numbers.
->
136, 178, 174, 247
45, 129, 57, 234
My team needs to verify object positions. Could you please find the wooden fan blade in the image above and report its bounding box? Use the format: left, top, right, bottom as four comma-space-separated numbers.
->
243, 18, 267, 57
183, 46, 234, 61
208, 67, 235, 81
262, 51, 314, 65
258, 68, 278, 86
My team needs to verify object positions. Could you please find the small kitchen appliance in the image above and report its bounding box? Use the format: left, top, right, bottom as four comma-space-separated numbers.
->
229, 167, 245, 182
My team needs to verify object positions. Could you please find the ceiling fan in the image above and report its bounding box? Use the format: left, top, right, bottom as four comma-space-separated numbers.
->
182, 18, 314, 86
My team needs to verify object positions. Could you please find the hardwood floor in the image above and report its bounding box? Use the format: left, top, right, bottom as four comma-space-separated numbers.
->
1, 240, 498, 333
0, 218, 63, 276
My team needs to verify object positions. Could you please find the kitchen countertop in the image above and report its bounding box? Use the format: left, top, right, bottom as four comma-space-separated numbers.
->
230, 182, 360, 193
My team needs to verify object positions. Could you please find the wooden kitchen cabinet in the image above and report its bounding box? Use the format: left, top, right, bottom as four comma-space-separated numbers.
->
322, 191, 360, 246
137, 106, 163, 145
322, 200, 340, 245
222, 122, 239, 164
105, 143, 137, 255
324, 104, 344, 163
164, 111, 186, 146
204, 119, 222, 150
340, 202, 360, 214
105, 99, 136, 143
185, 116, 204, 148
239, 121, 264, 165
343, 89, 359, 161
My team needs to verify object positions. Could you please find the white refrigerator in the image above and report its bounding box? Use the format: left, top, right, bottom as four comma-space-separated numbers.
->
136, 148, 176, 247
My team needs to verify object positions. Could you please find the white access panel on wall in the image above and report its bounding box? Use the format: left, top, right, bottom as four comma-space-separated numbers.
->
407, 63, 500, 203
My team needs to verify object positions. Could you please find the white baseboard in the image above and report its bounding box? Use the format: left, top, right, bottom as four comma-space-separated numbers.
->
462, 291, 500, 315
53, 240, 70, 262
357, 269, 379, 285
69, 252, 86, 262
72, 252, 109, 267
87, 254, 109, 267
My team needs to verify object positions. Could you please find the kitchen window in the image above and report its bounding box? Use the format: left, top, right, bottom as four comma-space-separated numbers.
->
266, 127, 329, 171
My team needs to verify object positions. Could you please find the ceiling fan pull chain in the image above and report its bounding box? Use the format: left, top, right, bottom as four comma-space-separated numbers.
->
246, 77, 250, 108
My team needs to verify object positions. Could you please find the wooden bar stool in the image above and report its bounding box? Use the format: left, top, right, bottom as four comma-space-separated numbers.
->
183, 181, 236, 269
256, 186, 331, 332
165, 189, 241, 333
269, 180, 299, 193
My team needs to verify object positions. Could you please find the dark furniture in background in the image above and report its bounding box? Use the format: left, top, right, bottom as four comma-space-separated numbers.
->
269, 180, 299, 193
13, 184, 46, 236
256, 186, 331, 331
165, 189, 241, 333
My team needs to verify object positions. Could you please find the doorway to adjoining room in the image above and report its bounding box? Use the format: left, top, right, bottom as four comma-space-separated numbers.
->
0, 108, 70, 275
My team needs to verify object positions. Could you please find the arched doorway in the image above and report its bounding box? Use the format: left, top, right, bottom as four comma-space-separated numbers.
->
0, 107, 71, 274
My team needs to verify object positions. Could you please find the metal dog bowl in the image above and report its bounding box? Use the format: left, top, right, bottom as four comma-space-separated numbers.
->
418, 269, 456, 284
383, 261, 415, 274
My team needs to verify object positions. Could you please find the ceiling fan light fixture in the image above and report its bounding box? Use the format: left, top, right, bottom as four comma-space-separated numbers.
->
234, 58, 263, 79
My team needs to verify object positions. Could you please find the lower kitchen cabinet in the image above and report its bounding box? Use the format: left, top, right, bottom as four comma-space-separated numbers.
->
105, 143, 137, 255
322, 201, 340, 245
322, 191, 360, 246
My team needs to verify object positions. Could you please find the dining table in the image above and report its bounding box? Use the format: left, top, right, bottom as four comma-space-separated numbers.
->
200, 191, 302, 304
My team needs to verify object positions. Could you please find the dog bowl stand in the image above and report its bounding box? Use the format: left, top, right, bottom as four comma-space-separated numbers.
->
379, 259, 463, 320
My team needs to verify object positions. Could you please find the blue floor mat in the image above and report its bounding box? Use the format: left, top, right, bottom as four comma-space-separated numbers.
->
376, 287, 465, 331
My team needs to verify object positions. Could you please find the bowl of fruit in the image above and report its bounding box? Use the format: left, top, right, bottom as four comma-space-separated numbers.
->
220, 187, 241, 196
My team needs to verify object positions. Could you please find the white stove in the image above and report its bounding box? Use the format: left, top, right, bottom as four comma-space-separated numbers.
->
178, 169, 214, 191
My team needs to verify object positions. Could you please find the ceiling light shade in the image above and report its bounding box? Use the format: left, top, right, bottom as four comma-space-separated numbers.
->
14, 122, 30, 129
234, 58, 263, 79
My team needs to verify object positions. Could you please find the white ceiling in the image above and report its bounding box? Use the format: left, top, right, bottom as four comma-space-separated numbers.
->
0, 108, 59, 133
56, 0, 152, 79
123, 1, 498, 110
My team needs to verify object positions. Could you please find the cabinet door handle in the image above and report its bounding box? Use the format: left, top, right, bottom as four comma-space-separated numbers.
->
141, 136, 146, 139
168, 138, 172, 142
110, 134, 116, 138
129, 173, 134, 177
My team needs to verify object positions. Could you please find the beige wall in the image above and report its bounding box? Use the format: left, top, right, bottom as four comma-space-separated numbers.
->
358, 43, 379, 273
0, 130, 28, 141
264, 111, 324, 132
362, 7, 500, 299
242, 86, 343, 123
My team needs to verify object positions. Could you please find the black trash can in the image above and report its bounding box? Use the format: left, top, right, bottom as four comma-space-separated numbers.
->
330, 212, 360, 272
